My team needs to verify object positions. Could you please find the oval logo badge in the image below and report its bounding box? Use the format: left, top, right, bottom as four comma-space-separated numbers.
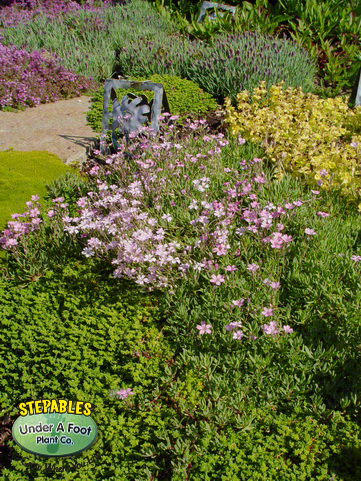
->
12, 400, 98, 457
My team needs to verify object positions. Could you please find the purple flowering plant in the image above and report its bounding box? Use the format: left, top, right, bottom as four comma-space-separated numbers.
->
0, 41, 98, 110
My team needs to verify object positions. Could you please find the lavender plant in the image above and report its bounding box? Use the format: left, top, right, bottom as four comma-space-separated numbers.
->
0, 0, 182, 83
0, 0, 112, 28
185, 31, 317, 104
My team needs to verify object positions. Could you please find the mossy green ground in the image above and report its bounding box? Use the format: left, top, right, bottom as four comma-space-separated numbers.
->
0, 150, 72, 230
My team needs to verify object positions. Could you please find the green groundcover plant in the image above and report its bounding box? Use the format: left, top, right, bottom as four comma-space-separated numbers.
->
86, 74, 219, 134
0, 150, 73, 230
1, 101, 361, 478
1, 120, 361, 478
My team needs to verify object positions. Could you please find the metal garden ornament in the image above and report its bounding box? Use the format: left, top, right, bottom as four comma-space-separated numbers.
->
100, 79, 170, 155
198, 1, 237, 23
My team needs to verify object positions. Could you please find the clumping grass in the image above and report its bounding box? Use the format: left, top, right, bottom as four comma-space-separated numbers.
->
0, 150, 73, 230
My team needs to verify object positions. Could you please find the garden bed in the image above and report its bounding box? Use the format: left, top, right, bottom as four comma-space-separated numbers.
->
1, 1, 361, 480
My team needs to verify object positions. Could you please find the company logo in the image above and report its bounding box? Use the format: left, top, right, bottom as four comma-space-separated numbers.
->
12, 400, 98, 457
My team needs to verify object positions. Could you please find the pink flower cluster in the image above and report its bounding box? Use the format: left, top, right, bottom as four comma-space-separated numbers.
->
0, 41, 98, 110
261, 321, 293, 335
0, 196, 67, 249
0, 0, 112, 28
0, 195, 43, 248
2, 117, 340, 340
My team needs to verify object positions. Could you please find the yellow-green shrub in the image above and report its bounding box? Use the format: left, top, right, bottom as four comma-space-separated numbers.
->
224, 81, 361, 208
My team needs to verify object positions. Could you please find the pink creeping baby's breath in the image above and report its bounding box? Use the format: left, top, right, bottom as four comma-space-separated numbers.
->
210, 274, 225, 286
196, 321, 212, 334
247, 263, 260, 273
232, 299, 244, 307
283, 325, 294, 334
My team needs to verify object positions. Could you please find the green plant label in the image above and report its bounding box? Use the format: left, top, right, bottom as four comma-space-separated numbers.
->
12, 400, 98, 457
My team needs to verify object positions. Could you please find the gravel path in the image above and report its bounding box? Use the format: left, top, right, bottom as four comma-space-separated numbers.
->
0, 96, 98, 164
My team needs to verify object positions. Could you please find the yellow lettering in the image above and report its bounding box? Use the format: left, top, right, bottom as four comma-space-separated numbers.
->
75, 402, 83, 415
42, 399, 51, 414
67, 400, 76, 414
58, 400, 67, 414
82, 403, 92, 416
19, 402, 28, 416
34, 400, 42, 414
50, 399, 59, 414
27, 401, 35, 415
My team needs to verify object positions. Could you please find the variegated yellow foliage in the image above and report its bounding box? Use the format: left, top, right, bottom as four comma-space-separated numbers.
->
224, 81, 361, 209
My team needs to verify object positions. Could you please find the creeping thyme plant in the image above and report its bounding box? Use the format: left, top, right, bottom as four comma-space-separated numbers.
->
224, 81, 361, 208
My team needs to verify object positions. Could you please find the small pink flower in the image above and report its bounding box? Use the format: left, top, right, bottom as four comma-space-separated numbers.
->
233, 330, 244, 340
47, 210, 56, 218
31, 195, 40, 201
226, 321, 242, 331
262, 321, 279, 335
305, 228, 317, 236
293, 200, 303, 207
5, 238, 18, 247
270, 282, 280, 290
197, 321, 212, 334
225, 265, 237, 272
283, 325, 293, 334
262, 307, 274, 317
284, 203, 294, 210
311, 190, 320, 195
232, 299, 245, 307
247, 263, 260, 273
282, 234, 293, 244
254, 176, 265, 184
351, 255, 361, 263
116, 388, 134, 399
210, 274, 225, 286
317, 211, 330, 217
213, 244, 228, 256
238, 136, 246, 145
